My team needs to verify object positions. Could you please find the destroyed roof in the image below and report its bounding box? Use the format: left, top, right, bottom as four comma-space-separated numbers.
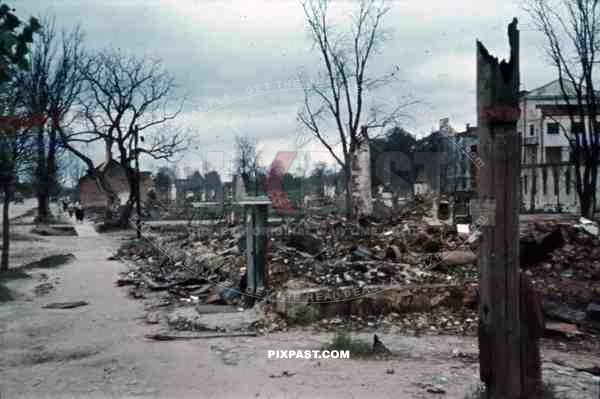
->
78, 159, 152, 185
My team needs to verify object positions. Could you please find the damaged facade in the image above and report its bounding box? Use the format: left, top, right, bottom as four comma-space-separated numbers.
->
519, 79, 600, 213
78, 159, 153, 209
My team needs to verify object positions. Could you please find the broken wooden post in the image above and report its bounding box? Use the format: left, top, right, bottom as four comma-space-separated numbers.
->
477, 18, 540, 399
241, 198, 270, 306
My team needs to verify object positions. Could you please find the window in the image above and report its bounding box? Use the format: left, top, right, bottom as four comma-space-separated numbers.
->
572, 122, 585, 134
565, 169, 571, 195
546, 147, 562, 163
524, 174, 528, 194
547, 122, 559, 135
529, 124, 534, 136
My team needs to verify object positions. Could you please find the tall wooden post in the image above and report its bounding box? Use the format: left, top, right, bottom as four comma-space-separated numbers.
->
477, 19, 526, 399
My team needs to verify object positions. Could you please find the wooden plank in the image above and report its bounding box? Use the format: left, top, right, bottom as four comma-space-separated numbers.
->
145, 331, 257, 340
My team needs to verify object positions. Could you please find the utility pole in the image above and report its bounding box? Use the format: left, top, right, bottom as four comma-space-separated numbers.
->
134, 124, 142, 239
477, 19, 542, 399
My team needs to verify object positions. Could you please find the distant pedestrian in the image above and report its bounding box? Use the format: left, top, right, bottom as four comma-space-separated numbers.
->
75, 207, 84, 223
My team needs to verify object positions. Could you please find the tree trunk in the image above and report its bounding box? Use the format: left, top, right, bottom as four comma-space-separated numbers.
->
1, 186, 10, 272
118, 199, 134, 228
118, 168, 138, 228
47, 128, 58, 199
344, 163, 352, 218
36, 125, 50, 222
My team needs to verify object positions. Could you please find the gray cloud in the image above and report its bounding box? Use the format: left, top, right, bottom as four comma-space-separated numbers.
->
15, 0, 557, 176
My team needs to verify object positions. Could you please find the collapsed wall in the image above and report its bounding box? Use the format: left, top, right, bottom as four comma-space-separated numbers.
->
351, 126, 373, 219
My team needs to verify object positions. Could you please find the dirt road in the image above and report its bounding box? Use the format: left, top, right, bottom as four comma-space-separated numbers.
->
0, 227, 597, 399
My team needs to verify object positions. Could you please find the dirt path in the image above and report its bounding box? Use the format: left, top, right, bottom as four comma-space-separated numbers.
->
0, 230, 598, 399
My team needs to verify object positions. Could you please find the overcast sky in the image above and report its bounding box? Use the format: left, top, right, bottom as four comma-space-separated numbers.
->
14, 0, 554, 179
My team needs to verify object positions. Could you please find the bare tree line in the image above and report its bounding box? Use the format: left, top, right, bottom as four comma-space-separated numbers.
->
7, 15, 187, 227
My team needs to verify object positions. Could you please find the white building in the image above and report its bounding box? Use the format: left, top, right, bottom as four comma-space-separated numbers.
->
518, 79, 600, 213
519, 79, 587, 165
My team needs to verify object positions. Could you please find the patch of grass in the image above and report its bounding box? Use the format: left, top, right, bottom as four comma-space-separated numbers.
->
322, 333, 372, 356
0, 268, 31, 281
463, 382, 558, 399
22, 253, 75, 270
286, 304, 320, 324
0, 284, 15, 302
20, 347, 100, 365
31, 226, 77, 236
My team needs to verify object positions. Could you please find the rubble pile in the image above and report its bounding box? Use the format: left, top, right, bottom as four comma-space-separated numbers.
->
114, 227, 246, 306
113, 196, 485, 336
522, 220, 600, 306
306, 307, 479, 336
113, 196, 599, 340
266, 213, 479, 291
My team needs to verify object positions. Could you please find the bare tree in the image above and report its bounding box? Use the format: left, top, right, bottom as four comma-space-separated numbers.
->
16, 18, 84, 222
0, 81, 35, 271
527, 0, 600, 217
233, 135, 261, 195
63, 50, 185, 226
297, 0, 411, 217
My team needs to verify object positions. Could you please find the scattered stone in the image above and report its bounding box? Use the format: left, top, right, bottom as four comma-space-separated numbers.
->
439, 250, 477, 267
542, 300, 586, 324
351, 246, 371, 260
43, 301, 88, 309
385, 245, 402, 260
575, 217, 599, 237
269, 371, 295, 378
129, 288, 145, 299
545, 322, 583, 338
426, 386, 446, 394
146, 312, 160, 324
586, 303, 600, 322
33, 282, 54, 296
116, 278, 137, 287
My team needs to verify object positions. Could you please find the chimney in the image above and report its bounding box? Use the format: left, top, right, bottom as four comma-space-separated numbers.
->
439, 117, 449, 131
466, 123, 470, 131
